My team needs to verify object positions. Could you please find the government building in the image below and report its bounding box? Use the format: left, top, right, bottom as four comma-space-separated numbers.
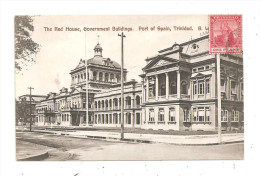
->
35, 34, 243, 131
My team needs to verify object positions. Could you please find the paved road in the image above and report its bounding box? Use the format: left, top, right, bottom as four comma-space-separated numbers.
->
16, 132, 244, 160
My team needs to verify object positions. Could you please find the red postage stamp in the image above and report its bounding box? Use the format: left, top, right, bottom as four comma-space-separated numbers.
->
209, 15, 242, 53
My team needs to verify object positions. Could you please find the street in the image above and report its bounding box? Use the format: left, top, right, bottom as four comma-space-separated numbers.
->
16, 132, 244, 160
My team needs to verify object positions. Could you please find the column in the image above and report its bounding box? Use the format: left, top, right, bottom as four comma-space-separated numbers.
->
190, 80, 193, 100
124, 98, 127, 109
165, 72, 169, 99
177, 71, 181, 99
141, 80, 144, 103
146, 77, 149, 102
96, 71, 99, 81
89, 70, 93, 80
204, 79, 206, 99
155, 74, 159, 100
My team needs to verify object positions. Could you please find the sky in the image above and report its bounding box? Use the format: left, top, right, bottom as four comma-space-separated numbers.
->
15, 15, 208, 97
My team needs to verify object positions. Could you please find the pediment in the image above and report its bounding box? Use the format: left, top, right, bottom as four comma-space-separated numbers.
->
153, 59, 172, 67
76, 59, 86, 69
70, 87, 81, 95
143, 56, 177, 70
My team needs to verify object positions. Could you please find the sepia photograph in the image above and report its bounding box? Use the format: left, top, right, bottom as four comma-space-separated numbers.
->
14, 15, 244, 161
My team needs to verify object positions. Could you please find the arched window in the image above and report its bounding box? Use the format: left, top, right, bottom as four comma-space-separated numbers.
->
105, 73, 109, 82
101, 100, 104, 109
99, 72, 103, 81
105, 100, 108, 109
181, 80, 188, 94
170, 82, 177, 94
116, 75, 120, 82
126, 96, 131, 108
109, 99, 112, 108
98, 101, 101, 109
136, 95, 140, 107
110, 74, 114, 82
93, 71, 97, 81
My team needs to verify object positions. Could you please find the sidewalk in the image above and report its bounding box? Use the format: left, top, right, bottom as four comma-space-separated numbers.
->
33, 129, 244, 145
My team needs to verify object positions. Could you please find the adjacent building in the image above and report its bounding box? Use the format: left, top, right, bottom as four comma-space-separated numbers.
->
16, 94, 46, 125
35, 35, 244, 131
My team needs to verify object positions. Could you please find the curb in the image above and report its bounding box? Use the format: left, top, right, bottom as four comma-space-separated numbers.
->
33, 130, 243, 146
18, 152, 49, 161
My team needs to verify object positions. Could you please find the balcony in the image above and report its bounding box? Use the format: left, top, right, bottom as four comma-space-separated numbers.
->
89, 79, 118, 84
146, 94, 190, 102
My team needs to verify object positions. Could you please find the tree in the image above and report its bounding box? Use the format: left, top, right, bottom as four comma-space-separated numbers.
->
16, 98, 30, 125
15, 16, 40, 72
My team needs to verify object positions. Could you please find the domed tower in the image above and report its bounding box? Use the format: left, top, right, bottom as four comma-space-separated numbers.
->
94, 43, 102, 57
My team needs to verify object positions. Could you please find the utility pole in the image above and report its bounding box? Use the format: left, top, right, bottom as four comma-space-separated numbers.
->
118, 32, 126, 140
28, 86, 34, 132
85, 32, 89, 126
217, 54, 222, 143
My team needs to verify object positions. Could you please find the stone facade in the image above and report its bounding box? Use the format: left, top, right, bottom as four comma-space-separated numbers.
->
35, 35, 243, 131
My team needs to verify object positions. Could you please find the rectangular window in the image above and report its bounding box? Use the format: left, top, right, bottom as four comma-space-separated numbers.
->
158, 109, 164, 122
198, 81, 204, 95
184, 109, 190, 122
235, 111, 239, 122
169, 108, 176, 122
231, 110, 235, 121
198, 108, 205, 122
193, 81, 197, 95
149, 109, 155, 122
205, 107, 210, 122
221, 79, 225, 92
206, 79, 210, 94
224, 110, 228, 122
193, 108, 197, 121
231, 81, 236, 94
198, 67, 204, 72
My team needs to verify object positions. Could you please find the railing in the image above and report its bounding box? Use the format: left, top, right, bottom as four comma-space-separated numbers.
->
125, 105, 131, 109
168, 94, 177, 99
89, 79, 118, 84
181, 94, 190, 100
44, 110, 55, 113
135, 104, 141, 108
158, 95, 166, 100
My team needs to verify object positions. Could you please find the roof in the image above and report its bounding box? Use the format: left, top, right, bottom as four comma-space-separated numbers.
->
18, 95, 46, 102
71, 56, 121, 74
87, 56, 121, 68
94, 43, 102, 50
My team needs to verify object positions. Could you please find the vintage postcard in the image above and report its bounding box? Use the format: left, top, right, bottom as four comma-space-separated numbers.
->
15, 15, 244, 161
